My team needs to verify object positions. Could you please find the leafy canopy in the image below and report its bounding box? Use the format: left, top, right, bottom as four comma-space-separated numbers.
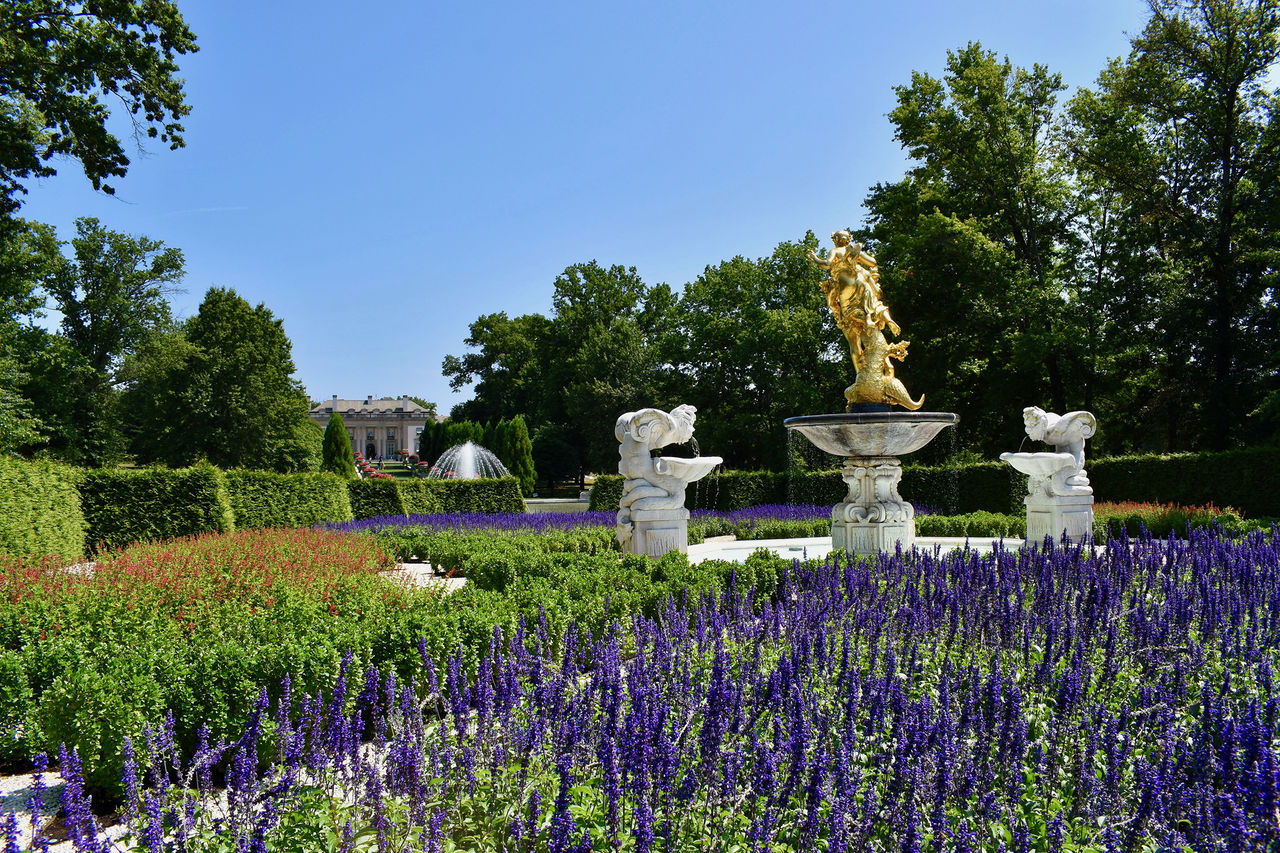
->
0, 0, 198, 213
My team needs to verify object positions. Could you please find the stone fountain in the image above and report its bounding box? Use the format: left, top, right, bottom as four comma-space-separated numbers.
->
615, 404, 722, 558
785, 231, 957, 555
1000, 407, 1097, 543
428, 441, 510, 479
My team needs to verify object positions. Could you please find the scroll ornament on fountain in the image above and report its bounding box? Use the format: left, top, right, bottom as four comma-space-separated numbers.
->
615, 405, 721, 558
1000, 407, 1098, 544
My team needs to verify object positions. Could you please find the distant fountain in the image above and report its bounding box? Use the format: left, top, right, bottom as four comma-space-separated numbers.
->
427, 442, 510, 479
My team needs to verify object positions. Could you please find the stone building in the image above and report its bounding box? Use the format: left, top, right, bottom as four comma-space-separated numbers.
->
308, 396, 437, 460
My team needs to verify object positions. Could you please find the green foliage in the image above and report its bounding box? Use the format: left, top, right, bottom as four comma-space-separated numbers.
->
347, 479, 405, 520
443, 420, 485, 448
592, 448, 1280, 519
916, 511, 1025, 538
320, 412, 357, 479
347, 477, 526, 520
0, 0, 198, 214
124, 287, 316, 472
1090, 448, 1280, 519
78, 463, 235, 552
28, 218, 185, 465
662, 236, 847, 470
503, 414, 536, 496
862, 44, 1078, 456
1065, 0, 1280, 450
0, 525, 744, 799
0, 456, 85, 559
417, 419, 447, 466
394, 479, 446, 515
224, 470, 354, 529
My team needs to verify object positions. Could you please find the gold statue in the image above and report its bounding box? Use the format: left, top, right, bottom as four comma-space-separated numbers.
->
808, 230, 923, 411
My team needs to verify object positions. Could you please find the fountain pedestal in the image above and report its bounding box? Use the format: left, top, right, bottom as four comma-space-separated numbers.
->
785, 412, 957, 556
832, 456, 916, 553
627, 508, 692, 558
1024, 494, 1093, 544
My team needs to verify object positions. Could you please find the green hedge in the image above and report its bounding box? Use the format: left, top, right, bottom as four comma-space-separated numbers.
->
349, 477, 525, 520
78, 463, 235, 552
0, 457, 85, 560
590, 466, 1011, 513
225, 470, 354, 529
590, 448, 1280, 519
1089, 447, 1280, 518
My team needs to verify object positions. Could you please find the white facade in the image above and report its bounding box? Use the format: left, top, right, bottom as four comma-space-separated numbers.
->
308, 396, 438, 460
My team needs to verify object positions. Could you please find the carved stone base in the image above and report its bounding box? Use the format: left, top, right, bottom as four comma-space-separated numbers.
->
625, 508, 690, 558
830, 456, 916, 555
1025, 494, 1094, 544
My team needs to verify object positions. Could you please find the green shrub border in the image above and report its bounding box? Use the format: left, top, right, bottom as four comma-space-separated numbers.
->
0, 457, 86, 559
78, 463, 235, 553
590, 447, 1280, 518
225, 470, 354, 529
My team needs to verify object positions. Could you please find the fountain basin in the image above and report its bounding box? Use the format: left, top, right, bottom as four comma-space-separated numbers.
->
784, 412, 959, 457
653, 455, 722, 482
999, 451, 1076, 478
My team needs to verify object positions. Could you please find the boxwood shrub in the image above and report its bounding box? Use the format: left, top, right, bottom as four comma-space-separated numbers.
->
78, 463, 235, 552
0, 456, 85, 560
225, 469, 354, 529
350, 477, 525, 520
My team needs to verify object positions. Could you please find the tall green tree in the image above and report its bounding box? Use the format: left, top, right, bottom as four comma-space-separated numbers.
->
862, 44, 1080, 454
443, 312, 550, 424
1, 0, 198, 214
0, 217, 57, 451
123, 287, 317, 471
503, 414, 536, 496
321, 411, 356, 479
1065, 0, 1280, 449
31, 217, 183, 464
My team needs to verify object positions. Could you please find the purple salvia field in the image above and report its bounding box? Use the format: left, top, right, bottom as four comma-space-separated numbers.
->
27, 526, 1280, 850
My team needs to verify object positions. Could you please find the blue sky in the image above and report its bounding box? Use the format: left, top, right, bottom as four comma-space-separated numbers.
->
20, 0, 1150, 413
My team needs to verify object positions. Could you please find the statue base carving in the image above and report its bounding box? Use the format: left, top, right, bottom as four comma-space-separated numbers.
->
623, 508, 690, 559
1025, 494, 1094, 545
830, 456, 916, 556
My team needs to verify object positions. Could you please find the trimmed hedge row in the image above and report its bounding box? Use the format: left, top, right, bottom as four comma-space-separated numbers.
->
590, 467, 1013, 514
348, 477, 524, 520
2, 461, 527, 559
80, 464, 236, 553
0, 457, 85, 559
589, 447, 1280, 518
1089, 447, 1280, 518
225, 469, 354, 529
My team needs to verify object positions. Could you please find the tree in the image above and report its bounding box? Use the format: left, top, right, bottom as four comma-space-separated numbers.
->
124, 287, 317, 471
321, 411, 356, 479
31, 217, 183, 464
418, 419, 446, 466
1, 1, 198, 214
1065, 0, 1280, 449
405, 395, 437, 416
503, 414, 536, 496
443, 312, 550, 424
0, 217, 57, 451
662, 236, 846, 470
862, 44, 1081, 455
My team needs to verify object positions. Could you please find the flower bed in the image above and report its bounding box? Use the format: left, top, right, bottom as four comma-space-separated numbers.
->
34, 526, 1280, 850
